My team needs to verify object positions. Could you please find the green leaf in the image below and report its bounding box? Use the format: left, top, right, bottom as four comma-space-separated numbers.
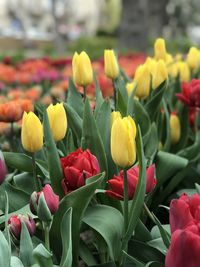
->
123, 251, 145, 267
33, 244, 53, 267
148, 238, 167, 255
134, 220, 152, 242
13, 172, 34, 194
79, 239, 97, 266
91, 262, 116, 267
95, 100, 117, 177
64, 103, 83, 143
178, 131, 200, 161
162, 99, 171, 151
82, 205, 124, 261
60, 208, 72, 267
144, 123, 158, 164
51, 173, 105, 265
94, 73, 104, 117
155, 151, 188, 186
0, 182, 29, 212
67, 78, 84, 118
81, 98, 108, 177
145, 81, 166, 121
152, 214, 170, 248
19, 222, 34, 267
43, 111, 63, 197
3, 152, 48, 177
11, 257, 24, 267
0, 231, 10, 267
123, 127, 146, 246
128, 239, 165, 264
131, 100, 151, 140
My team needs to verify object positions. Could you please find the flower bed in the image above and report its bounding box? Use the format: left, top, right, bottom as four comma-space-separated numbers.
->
0, 38, 199, 267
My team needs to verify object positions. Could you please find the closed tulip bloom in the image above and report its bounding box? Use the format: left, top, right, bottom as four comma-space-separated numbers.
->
104, 50, 119, 79
47, 103, 67, 142
21, 112, 43, 153
133, 64, 151, 98
111, 111, 122, 127
72, 51, 93, 86
111, 116, 137, 168
187, 47, 200, 70
178, 62, 190, 82
154, 38, 167, 61
152, 60, 168, 89
170, 113, 181, 144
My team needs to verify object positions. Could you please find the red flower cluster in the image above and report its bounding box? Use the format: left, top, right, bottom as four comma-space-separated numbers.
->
166, 193, 200, 267
61, 148, 100, 194
106, 165, 156, 200
177, 79, 200, 108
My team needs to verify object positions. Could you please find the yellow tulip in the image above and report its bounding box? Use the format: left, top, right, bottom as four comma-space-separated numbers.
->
111, 111, 122, 127
133, 64, 151, 98
21, 112, 43, 153
170, 113, 181, 144
152, 60, 168, 89
168, 62, 178, 78
154, 38, 167, 61
178, 62, 190, 82
111, 116, 137, 168
72, 51, 93, 86
126, 82, 135, 96
47, 103, 67, 142
104, 49, 119, 79
187, 47, 200, 70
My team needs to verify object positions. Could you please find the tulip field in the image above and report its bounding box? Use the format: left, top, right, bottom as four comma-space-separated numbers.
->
0, 38, 200, 267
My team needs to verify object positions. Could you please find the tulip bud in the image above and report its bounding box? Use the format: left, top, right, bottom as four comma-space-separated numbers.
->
111, 116, 137, 168
72, 51, 93, 86
47, 103, 67, 142
152, 60, 168, 89
104, 50, 119, 80
21, 112, 43, 153
154, 38, 167, 61
30, 184, 59, 222
178, 62, 190, 82
126, 82, 135, 96
111, 111, 122, 127
8, 214, 36, 240
170, 113, 181, 144
133, 64, 151, 98
0, 151, 6, 185
187, 47, 200, 70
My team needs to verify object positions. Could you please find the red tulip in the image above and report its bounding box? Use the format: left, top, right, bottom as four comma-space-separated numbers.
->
176, 79, 200, 108
61, 148, 100, 194
166, 227, 200, 267
30, 184, 59, 216
106, 165, 156, 200
166, 193, 200, 267
169, 193, 200, 234
8, 214, 36, 240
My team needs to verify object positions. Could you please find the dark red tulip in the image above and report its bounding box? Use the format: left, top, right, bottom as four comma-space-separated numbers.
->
106, 165, 156, 200
61, 148, 100, 194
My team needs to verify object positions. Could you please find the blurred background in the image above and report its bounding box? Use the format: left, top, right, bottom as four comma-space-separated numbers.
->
0, 0, 200, 59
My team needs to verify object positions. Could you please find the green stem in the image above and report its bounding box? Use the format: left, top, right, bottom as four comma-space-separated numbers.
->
83, 85, 87, 102
117, 169, 129, 267
113, 80, 117, 110
44, 223, 50, 251
143, 202, 156, 224
123, 169, 129, 231
32, 153, 40, 192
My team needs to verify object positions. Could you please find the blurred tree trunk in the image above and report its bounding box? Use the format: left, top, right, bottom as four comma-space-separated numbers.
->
51, 0, 65, 53
119, 0, 169, 51
119, 0, 149, 51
